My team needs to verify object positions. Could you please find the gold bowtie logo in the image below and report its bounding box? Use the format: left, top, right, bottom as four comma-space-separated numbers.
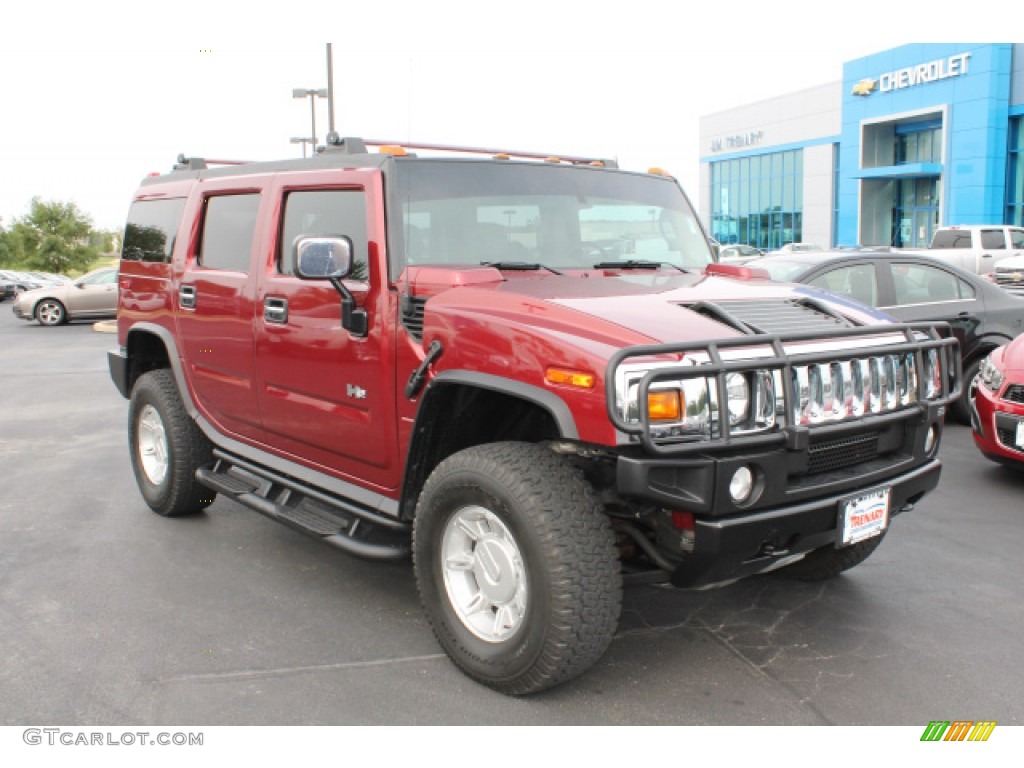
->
852, 78, 878, 96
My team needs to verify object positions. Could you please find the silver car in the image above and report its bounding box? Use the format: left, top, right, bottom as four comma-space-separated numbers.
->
12, 267, 119, 326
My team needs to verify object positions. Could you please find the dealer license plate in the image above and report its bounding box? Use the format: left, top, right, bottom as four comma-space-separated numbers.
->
1017, 421, 1024, 449
840, 487, 891, 546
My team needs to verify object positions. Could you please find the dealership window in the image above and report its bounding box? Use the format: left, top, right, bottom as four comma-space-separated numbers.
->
710, 149, 803, 251
894, 121, 942, 165
1007, 118, 1024, 226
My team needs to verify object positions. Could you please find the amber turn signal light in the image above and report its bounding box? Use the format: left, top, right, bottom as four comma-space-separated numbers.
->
647, 390, 681, 421
545, 367, 596, 389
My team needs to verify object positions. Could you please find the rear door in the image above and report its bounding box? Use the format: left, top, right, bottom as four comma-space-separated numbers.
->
175, 180, 266, 437
878, 260, 982, 353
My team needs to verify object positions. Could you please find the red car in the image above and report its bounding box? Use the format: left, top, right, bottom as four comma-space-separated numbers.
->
971, 334, 1024, 469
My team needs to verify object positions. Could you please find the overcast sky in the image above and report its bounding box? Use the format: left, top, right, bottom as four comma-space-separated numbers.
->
1, 1, 986, 233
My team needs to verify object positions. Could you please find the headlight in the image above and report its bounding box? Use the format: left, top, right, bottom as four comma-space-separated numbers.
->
622, 369, 773, 440
725, 372, 750, 425
923, 349, 943, 399
978, 352, 1005, 393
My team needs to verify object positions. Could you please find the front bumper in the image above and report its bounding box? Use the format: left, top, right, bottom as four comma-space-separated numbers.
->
666, 458, 940, 587
971, 380, 1024, 466
108, 347, 129, 399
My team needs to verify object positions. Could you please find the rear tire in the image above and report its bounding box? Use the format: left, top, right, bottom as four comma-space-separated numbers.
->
129, 369, 216, 517
413, 442, 621, 694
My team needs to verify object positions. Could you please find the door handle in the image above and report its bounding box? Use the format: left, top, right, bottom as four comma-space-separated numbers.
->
179, 285, 196, 309
264, 297, 288, 324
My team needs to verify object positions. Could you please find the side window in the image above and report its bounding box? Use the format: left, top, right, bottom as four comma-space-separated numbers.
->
891, 262, 962, 305
807, 264, 878, 306
980, 229, 1006, 250
122, 198, 186, 263
198, 194, 260, 272
78, 270, 116, 286
279, 190, 368, 281
1010, 229, 1024, 249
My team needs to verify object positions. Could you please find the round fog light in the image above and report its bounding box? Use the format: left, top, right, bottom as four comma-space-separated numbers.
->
729, 466, 754, 503
924, 424, 938, 455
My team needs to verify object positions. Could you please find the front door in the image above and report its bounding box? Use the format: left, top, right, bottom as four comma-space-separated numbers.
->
253, 173, 398, 492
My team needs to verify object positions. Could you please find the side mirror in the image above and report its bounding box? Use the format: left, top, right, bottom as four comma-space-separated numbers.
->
293, 235, 367, 337
294, 235, 353, 280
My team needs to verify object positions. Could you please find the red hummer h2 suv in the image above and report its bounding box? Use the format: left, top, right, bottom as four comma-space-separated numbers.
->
109, 137, 961, 694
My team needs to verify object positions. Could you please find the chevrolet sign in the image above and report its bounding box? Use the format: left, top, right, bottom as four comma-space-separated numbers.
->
853, 52, 971, 97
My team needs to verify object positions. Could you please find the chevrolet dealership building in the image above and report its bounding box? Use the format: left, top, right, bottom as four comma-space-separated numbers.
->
698, 43, 1024, 250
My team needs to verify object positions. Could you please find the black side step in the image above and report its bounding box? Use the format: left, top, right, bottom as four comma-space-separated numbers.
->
196, 451, 410, 561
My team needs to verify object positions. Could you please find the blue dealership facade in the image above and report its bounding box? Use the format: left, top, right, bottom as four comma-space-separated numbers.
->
699, 44, 1024, 250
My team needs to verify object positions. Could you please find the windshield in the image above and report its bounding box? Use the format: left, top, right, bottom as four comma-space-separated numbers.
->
755, 259, 812, 282
387, 159, 712, 276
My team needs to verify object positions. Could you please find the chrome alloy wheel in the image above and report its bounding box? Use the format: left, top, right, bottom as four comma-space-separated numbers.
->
441, 505, 528, 642
36, 300, 64, 325
137, 403, 169, 486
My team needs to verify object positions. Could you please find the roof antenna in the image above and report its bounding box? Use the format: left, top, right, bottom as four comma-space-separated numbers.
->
326, 43, 335, 138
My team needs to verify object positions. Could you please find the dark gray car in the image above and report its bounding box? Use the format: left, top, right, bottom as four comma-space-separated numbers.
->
756, 250, 1024, 423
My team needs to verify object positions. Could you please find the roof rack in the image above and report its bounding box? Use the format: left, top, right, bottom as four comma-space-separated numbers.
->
323, 134, 617, 168
173, 154, 251, 171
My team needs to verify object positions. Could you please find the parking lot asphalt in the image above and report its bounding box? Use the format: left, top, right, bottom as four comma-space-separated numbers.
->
1, 307, 1022, 727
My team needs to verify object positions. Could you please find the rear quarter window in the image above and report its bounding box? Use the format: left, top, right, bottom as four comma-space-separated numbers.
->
122, 198, 186, 263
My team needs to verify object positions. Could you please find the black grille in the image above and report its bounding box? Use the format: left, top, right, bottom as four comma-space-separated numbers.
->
1003, 385, 1024, 404
806, 432, 880, 474
996, 428, 1024, 453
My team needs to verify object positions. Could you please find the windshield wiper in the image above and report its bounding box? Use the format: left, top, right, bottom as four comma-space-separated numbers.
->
593, 260, 687, 272
481, 261, 563, 275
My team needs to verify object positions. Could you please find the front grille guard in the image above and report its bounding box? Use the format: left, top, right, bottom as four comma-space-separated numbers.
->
605, 322, 962, 456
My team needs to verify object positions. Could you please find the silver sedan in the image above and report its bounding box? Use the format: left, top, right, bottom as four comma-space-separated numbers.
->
11, 267, 119, 326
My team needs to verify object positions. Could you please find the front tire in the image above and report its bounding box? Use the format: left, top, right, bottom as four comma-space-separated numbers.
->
35, 299, 67, 326
950, 357, 982, 425
413, 442, 621, 695
128, 369, 215, 517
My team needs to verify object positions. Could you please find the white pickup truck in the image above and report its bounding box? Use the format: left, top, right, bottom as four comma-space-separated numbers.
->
915, 225, 1024, 274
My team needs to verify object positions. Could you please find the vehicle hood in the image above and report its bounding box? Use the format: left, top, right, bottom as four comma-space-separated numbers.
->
15, 284, 70, 304
416, 268, 893, 363
994, 254, 1024, 270
999, 334, 1024, 377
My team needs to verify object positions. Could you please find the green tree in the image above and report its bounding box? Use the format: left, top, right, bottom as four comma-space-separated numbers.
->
0, 227, 24, 268
10, 198, 98, 274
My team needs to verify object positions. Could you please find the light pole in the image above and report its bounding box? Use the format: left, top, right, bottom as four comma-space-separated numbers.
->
290, 137, 313, 158
292, 87, 328, 152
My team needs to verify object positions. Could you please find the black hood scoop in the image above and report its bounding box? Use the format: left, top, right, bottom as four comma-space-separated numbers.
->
683, 297, 860, 336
